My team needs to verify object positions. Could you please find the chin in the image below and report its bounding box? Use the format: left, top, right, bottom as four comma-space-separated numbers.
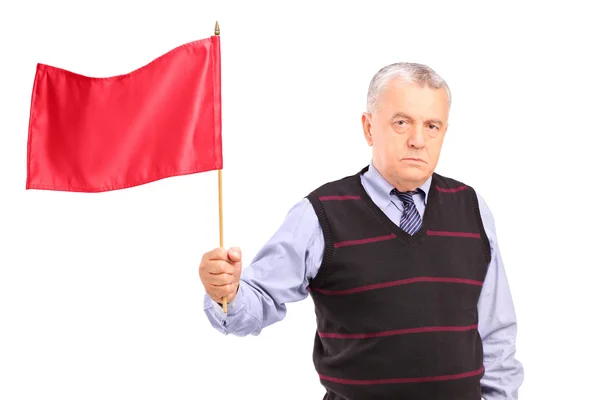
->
397, 166, 430, 182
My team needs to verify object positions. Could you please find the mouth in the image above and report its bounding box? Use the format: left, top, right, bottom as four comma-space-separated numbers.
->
402, 158, 425, 163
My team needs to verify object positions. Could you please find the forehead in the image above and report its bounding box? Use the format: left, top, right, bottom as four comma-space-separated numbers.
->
379, 78, 449, 119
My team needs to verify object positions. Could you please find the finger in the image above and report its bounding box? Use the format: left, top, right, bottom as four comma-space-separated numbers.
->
210, 293, 234, 304
201, 248, 219, 262
207, 260, 236, 275
207, 247, 229, 261
209, 283, 236, 298
205, 273, 236, 286
227, 247, 242, 262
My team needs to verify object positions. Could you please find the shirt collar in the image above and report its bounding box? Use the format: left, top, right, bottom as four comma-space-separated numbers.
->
362, 160, 432, 209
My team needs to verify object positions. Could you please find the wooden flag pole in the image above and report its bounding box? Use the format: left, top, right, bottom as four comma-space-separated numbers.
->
219, 169, 226, 313
214, 21, 227, 313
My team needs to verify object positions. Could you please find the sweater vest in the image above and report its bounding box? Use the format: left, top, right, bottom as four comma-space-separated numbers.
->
306, 166, 491, 400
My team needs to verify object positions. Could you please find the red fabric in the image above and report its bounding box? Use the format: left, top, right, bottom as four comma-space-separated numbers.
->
26, 36, 222, 192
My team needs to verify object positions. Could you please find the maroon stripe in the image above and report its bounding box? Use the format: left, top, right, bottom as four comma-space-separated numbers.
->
319, 366, 484, 385
311, 276, 483, 295
334, 233, 396, 248
319, 195, 361, 201
319, 324, 478, 339
427, 230, 480, 238
435, 185, 467, 193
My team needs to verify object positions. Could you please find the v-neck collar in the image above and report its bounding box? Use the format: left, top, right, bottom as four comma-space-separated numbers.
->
361, 161, 432, 212
353, 165, 440, 246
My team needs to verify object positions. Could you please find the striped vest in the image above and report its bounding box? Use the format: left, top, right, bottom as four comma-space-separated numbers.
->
306, 166, 491, 400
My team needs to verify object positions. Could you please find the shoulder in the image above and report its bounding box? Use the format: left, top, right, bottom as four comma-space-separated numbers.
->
281, 169, 362, 224
303, 168, 366, 221
431, 171, 474, 192
284, 196, 320, 225
432, 171, 486, 206
473, 190, 497, 243
433, 171, 498, 243
306, 170, 363, 199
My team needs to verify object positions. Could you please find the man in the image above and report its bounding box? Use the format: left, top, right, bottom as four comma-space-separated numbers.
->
199, 62, 524, 399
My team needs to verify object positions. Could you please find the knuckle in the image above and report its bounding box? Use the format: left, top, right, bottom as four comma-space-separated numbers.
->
202, 250, 213, 262
199, 262, 208, 273
222, 260, 231, 272
215, 285, 231, 297
214, 261, 226, 273
207, 261, 221, 274
202, 248, 223, 261
221, 261, 234, 274
210, 276, 223, 286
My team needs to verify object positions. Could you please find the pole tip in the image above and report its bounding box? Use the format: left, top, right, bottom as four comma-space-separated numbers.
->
214, 21, 220, 36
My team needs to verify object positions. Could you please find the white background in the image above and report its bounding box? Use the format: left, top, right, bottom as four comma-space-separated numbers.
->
1, 1, 598, 399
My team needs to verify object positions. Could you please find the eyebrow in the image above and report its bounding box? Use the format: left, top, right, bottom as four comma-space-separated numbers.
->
391, 112, 445, 127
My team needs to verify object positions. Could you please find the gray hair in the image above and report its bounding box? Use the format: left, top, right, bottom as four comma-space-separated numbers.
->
366, 62, 451, 113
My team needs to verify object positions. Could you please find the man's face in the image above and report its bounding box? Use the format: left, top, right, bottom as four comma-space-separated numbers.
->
362, 78, 449, 190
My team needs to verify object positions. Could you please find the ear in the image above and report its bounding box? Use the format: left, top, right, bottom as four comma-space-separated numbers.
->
362, 113, 373, 146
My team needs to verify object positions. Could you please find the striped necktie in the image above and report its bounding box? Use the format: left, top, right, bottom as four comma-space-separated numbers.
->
391, 189, 422, 235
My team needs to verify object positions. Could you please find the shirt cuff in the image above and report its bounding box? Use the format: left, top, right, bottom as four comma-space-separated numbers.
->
209, 284, 244, 320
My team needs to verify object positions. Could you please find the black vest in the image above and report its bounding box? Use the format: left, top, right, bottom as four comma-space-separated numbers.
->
306, 166, 491, 400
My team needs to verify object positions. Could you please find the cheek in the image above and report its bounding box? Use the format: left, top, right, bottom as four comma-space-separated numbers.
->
380, 137, 408, 155
426, 138, 444, 157
373, 128, 412, 154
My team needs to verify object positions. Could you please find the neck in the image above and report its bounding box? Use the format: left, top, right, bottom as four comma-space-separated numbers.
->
392, 180, 423, 192
372, 160, 427, 192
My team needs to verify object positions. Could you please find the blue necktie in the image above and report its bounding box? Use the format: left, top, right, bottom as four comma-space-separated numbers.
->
391, 189, 422, 235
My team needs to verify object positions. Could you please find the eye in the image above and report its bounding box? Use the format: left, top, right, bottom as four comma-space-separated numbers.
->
395, 120, 407, 126
428, 124, 439, 130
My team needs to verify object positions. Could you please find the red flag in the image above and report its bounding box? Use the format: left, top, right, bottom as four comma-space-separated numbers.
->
26, 35, 222, 192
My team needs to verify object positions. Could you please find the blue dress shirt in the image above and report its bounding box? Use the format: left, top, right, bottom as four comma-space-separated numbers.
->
204, 162, 524, 399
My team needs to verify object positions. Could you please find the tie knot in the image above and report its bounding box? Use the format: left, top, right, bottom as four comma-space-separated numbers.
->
391, 188, 419, 205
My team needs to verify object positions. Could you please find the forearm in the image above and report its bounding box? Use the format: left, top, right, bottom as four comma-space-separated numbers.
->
202, 197, 322, 336
480, 325, 523, 400
476, 193, 524, 399
203, 280, 283, 336
478, 262, 523, 399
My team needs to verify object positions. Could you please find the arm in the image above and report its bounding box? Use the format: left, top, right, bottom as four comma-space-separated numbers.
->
476, 193, 524, 399
203, 198, 324, 336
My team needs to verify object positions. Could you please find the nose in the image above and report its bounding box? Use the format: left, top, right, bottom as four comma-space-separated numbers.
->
407, 126, 426, 149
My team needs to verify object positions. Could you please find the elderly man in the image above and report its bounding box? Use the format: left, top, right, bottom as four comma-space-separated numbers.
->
199, 62, 524, 399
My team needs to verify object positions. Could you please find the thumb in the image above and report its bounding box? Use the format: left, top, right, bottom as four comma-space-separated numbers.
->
227, 247, 242, 262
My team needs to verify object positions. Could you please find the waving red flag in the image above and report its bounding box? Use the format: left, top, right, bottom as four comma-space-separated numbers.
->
26, 35, 222, 192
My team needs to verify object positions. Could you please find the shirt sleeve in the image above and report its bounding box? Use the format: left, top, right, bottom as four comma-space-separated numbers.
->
476, 192, 525, 399
203, 197, 324, 336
